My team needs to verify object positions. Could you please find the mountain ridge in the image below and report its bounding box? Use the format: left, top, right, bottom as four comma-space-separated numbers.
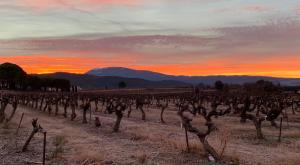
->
36, 72, 191, 89
86, 67, 300, 86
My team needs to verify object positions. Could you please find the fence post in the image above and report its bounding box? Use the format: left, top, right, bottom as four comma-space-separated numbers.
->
16, 113, 24, 135
43, 132, 47, 165
278, 117, 283, 142
185, 127, 190, 152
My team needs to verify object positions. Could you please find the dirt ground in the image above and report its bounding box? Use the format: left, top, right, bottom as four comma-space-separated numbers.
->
1, 103, 300, 165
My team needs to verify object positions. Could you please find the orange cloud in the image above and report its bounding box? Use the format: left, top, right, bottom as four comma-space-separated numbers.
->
1, 54, 300, 78
0, 55, 109, 74
134, 55, 300, 78
0, 55, 96, 73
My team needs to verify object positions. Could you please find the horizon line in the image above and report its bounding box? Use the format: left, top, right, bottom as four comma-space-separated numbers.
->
32, 71, 300, 79
1, 62, 299, 79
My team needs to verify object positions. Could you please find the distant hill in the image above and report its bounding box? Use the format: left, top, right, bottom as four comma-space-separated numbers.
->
87, 67, 170, 81
37, 72, 191, 89
87, 67, 300, 86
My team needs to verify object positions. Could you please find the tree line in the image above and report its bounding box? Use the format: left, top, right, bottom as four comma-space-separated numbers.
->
0, 62, 71, 92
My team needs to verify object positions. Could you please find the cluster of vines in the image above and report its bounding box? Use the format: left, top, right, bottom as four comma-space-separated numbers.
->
1, 90, 300, 162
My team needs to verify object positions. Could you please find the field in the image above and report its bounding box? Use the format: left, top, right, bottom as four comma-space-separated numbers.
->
1, 89, 300, 165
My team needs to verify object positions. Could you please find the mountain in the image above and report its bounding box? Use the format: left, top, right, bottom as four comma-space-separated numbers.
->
37, 72, 190, 89
87, 67, 171, 81
86, 67, 300, 86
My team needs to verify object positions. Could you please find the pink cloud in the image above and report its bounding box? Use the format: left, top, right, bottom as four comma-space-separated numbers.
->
244, 5, 270, 12
295, 5, 300, 11
22, 0, 139, 10
213, 4, 271, 13
83, 0, 138, 5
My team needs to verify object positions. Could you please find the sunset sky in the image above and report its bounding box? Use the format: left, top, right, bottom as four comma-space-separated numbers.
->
0, 0, 300, 77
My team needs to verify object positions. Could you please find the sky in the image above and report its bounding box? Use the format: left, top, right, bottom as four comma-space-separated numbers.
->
0, 0, 300, 77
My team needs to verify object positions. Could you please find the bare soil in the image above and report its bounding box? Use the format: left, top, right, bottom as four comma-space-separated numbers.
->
1, 103, 300, 165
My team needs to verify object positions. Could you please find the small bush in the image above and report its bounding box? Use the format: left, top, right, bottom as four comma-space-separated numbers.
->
71, 149, 104, 164
52, 135, 68, 158
136, 152, 149, 164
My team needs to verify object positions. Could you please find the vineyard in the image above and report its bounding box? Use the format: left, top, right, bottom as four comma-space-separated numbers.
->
1, 88, 300, 164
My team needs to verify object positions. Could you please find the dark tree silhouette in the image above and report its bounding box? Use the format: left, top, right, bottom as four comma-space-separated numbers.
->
24, 75, 43, 91
214, 80, 224, 91
0, 62, 71, 92
244, 80, 281, 94
0, 62, 27, 90
118, 81, 127, 89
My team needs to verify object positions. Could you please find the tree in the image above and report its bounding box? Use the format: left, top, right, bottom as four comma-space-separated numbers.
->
214, 80, 224, 91
244, 80, 281, 94
118, 81, 127, 89
0, 62, 71, 92
0, 62, 27, 90
40, 78, 53, 91
38, 77, 70, 92
52, 78, 71, 92
24, 75, 44, 91
256, 80, 281, 93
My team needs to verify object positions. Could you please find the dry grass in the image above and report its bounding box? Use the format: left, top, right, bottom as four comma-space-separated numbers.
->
2, 104, 300, 165
130, 132, 147, 141
0, 126, 12, 134
70, 148, 104, 164
284, 130, 300, 138
275, 155, 300, 165
135, 151, 149, 164
168, 138, 204, 154
127, 125, 205, 154
225, 152, 241, 165
52, 135, 68, 159
213, 125, 231, 158
124, 110, 300, 164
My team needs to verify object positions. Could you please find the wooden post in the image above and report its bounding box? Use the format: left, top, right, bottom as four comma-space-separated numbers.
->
89, 106, 92, 123
278, 117, 283, 142
185, 127, 190, 152
22, 119, 40, 152
284, 109, 289, 128
292, 102, 295, 114
16, 113, 24, 135
43, 132, 47, 165
15, 113, 24, 148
